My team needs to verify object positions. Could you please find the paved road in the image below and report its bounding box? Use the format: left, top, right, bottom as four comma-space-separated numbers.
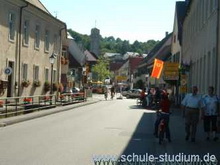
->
0, 96, 219, 165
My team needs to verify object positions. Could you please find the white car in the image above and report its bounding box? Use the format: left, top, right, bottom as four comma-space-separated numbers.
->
125, 89, 142, 98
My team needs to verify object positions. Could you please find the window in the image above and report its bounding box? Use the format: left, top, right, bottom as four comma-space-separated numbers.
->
45, 68, 49, 81
45, 30, 49, 52
22, 64, 28, 80
33, 66, 39, 80
9, 12, 15, 41
62, 49, 67, 58
23, 20, 29, 45
53, 70, 56, 82
54, 34, 59, 54
35, 25, 40, 49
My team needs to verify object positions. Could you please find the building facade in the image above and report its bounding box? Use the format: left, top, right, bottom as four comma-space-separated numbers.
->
182, 0, 219, 95
0, 0, 66, 97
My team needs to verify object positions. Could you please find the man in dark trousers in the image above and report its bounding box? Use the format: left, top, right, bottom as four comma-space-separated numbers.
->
181, 86, 202, 142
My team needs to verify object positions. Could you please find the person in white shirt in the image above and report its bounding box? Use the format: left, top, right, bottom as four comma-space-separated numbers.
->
181, 86, 202, 142
201, 86, 220, 141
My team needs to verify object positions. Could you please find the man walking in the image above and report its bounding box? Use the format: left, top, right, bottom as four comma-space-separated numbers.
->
181, 86, 202, 142
201, 86, 220, 141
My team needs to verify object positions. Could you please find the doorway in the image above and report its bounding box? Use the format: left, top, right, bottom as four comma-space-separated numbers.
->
7, 61, 14, 97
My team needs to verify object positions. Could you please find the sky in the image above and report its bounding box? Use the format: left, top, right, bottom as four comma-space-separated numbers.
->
40, 0, 182, 43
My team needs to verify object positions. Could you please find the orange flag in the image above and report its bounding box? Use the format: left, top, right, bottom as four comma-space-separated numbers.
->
151, 59, 164, 79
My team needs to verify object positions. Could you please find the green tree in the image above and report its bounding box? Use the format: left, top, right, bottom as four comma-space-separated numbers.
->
67, 28, 159, 56
92, 56, 111, 82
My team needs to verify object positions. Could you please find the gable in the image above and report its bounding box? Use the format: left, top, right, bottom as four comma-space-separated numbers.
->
25, 0, 50, 14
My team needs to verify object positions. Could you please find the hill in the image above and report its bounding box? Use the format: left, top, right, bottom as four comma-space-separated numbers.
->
67, 29, 159, 55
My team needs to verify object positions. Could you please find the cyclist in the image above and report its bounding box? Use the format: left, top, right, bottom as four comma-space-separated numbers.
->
110, 86, 115, 99
140, 88, 147, 107
154, 91, 171, 143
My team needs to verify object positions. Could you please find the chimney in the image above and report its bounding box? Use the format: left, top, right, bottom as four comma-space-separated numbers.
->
165, 31, 169, 36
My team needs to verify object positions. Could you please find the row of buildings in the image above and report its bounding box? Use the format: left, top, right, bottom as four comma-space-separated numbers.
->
114, 0, 220, 99
1, 0, 220, 98
0, 0, 99, 98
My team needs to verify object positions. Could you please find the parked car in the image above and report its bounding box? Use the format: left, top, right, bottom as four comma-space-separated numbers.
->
125, 89, 142, 98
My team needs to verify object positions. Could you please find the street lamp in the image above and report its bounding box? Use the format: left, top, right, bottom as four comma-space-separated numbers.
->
49, 53, 56, 104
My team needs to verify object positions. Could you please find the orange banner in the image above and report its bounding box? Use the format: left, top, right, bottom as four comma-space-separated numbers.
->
151, 59, 164, 79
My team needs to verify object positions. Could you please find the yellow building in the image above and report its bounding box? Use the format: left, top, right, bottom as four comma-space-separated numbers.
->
0, 0, 66, 97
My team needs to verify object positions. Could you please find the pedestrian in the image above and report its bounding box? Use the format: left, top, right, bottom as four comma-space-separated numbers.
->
181, 86, 202, 142
140, 88, 147, 107
201, 86, 220, 141
104, 86, 109, 100
110, 86, 115, 99
154, 91, 171, 142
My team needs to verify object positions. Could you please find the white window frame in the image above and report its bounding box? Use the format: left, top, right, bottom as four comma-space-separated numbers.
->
62, 49, 67, 58
44, 29, 50, 52
33, 65, 39, 81
53, 69, 56, 82
45, 68, 49, 82
8, 12, 16, 41
23, 20, 30, 46
35, 25, 40, 49
53, 34, 58, 54
22, 63, 28, 80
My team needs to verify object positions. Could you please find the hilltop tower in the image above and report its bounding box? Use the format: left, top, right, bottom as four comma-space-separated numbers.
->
90, 28, 100, 57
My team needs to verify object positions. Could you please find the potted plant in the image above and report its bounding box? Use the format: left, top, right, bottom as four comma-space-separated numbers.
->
23, 97, 32, 104
21, 80, 30, 88
0, 100, 4, 107
44, 81, 51, 92
33, 80, 41, 87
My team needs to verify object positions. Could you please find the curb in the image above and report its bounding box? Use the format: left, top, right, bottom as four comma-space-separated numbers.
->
0, 99, 101, 127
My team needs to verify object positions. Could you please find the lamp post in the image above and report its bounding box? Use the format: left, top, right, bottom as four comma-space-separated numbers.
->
49, 53, 55, 105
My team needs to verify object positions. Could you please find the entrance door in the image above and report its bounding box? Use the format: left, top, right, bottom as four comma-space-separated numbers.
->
7, 62, 14, 97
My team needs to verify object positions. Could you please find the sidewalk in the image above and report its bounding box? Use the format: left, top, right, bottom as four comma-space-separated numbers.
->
160, 106, 220, 162
0, 97, 101, 127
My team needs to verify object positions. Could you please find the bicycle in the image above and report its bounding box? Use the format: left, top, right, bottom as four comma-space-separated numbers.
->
157, 111, 171, 144
136, 97, 142, 105
111, 92, 115, 100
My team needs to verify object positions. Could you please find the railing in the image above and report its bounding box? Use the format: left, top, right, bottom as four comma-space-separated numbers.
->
0, 92, 86, 118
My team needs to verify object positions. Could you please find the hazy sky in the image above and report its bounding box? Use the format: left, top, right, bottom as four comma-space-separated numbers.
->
40, 0, 182, 43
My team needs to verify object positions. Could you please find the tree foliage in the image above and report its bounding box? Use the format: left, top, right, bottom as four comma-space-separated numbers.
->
92, 56, 111, 82
67, 29, 159, 55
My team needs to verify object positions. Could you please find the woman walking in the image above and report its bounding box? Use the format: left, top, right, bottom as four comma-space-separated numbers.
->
201, 86, 220, 141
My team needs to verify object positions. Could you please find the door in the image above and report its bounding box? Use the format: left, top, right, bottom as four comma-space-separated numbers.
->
7, 61, 14, 97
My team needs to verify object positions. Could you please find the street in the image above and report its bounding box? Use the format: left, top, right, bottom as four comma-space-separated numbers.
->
0, 94, 219, 165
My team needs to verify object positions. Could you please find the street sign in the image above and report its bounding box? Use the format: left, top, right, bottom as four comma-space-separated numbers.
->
163, 62, 179, 80
116, 76, 127, 81
4, 67, 12, 75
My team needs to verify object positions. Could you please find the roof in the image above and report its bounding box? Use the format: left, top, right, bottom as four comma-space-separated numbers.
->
104, 53, 121, 57
68, 39, 86, 67
26, 0, 50, 14
23, 0, 66, 27
140, 33, 172, 67
183, 0, 193, 23
123, 52, 140, 60
109, 62, 124, 72
129, 57, 144, 72
84, 50, 97, 62
176, 1, 187, 45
